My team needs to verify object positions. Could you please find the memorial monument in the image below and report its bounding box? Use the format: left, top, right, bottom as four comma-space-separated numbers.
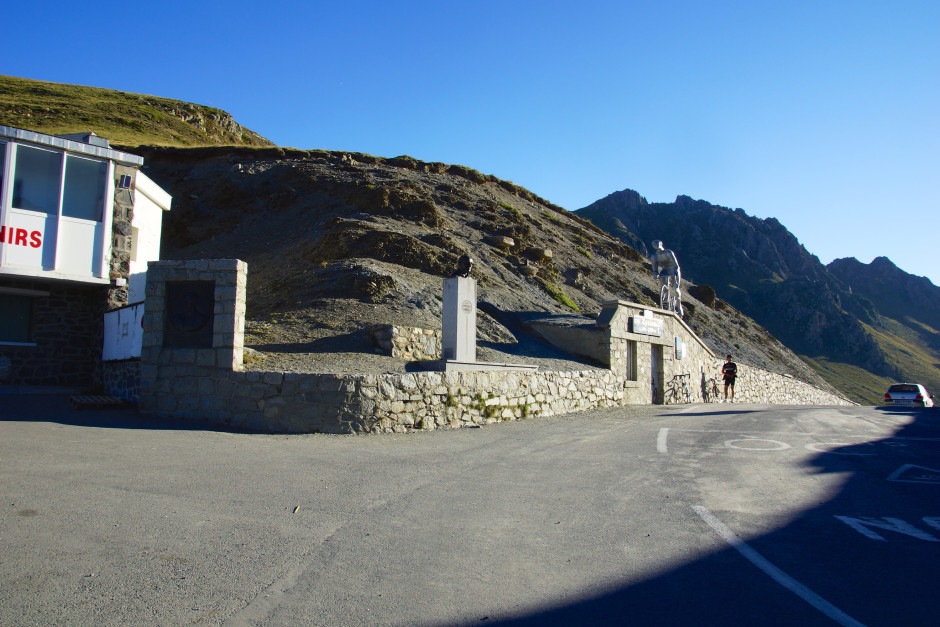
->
439, 255, 535, 372
650, 240, 683, 317
442, 255, 477, 362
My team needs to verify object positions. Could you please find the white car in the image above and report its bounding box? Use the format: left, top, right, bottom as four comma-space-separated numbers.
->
883, 383, 934, 407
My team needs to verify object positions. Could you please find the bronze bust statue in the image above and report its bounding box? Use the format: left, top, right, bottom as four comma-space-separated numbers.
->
451, 254, 474, 278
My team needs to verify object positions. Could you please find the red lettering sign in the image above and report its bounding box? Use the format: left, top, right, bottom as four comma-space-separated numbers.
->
0, 225, 42, 248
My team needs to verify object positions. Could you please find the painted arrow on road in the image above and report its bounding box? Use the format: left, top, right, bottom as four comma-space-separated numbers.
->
887, 464, 940, 484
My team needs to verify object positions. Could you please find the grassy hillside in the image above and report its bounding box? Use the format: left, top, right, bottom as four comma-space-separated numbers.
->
801, 356, 894, 405
866, 318, 940, 387
0, 75, 272, 148
809, 310, 940, 406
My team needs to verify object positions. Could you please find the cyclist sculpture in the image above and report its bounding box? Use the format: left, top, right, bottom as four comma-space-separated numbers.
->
650, 240, 683, 317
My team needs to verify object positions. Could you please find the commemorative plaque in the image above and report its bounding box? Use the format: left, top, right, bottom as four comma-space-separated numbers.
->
164, 281, 215, 347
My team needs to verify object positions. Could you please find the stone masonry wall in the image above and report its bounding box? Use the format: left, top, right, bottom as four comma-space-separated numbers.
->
142, 359, 848, 434
138, 262, 851, 434
104, 165, 137, 311
138, 259, 247, 412
593, 300, 850, 407
0, 279, 106, 388
707, 361, 846, 405
102, 359, 141, 404
369, 324, 442, 360
143, 367, 629, 434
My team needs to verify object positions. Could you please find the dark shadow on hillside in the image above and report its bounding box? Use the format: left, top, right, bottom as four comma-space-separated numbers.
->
0, 393, 256, 433
460, 407, 940, 626
477, 335, 603, 369
477, 305, 606, 368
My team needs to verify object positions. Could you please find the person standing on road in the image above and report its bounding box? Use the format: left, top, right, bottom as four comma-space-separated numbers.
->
722, 355, 737, 402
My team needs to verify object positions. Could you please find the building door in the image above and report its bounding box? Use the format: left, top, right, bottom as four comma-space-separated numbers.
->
651, 344, 664, 404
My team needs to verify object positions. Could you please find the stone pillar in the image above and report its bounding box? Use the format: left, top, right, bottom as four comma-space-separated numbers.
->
596, 300, 631, 377
139, 259, 247, 411
442, 276, 476, 362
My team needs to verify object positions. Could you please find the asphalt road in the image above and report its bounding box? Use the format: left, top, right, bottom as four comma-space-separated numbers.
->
1, 396, 938, 626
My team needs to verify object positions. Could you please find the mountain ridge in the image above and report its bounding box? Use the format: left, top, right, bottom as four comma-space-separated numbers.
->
576, 189, 939, 403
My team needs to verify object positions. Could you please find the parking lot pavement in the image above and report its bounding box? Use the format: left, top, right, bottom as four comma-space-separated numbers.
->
2, 398, 938, 626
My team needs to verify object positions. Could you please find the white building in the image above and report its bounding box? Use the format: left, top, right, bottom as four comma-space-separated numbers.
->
0, 125, 172, 396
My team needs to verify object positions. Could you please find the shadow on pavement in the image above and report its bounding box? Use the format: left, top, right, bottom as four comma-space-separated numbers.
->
476, 407, 940, 626
0, 393, 251, 433
655, 409, 763, 417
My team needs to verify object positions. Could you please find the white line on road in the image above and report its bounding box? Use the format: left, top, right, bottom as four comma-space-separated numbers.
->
657, 428, 669, 454
669, 428, 940, 442
692, 505, 868, 627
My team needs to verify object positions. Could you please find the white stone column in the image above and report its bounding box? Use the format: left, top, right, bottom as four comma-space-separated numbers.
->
442, 276, 476, 362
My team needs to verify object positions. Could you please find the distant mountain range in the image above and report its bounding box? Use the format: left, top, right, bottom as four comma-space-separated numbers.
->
576, 190, 940, 403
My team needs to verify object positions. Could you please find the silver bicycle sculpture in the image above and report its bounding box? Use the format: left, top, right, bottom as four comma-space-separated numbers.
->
651, 240, 683, 317
659, 275, 682, 315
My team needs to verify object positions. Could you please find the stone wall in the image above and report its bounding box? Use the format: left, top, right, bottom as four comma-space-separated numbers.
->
711, 363, 846, 405
140, 358, 847, 434
138, 259, 247, 411
369, 324, 442, 360
138, 261, 852, 434
102, 359, 141, 404
104, 165, 137, 311
142, 366, 632, 434
0, 279, 106, 388
529, 300, 849, 408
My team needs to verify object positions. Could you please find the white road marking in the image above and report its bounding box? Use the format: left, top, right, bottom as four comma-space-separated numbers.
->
657, 428, 669, 454
667, 428, 940, 442
833, 516, 939, 542
692, 505, 868, 627
886, 464, 940, 484
724, 438, 792, 451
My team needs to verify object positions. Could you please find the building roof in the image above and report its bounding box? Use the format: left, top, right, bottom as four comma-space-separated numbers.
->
0, 125, 144, 166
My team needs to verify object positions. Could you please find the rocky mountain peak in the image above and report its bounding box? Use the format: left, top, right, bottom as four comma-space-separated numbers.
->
577, 194, 893, 382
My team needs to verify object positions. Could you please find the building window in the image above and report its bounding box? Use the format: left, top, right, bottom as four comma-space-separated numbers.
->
62, 155, 108, 221
0, 293, 33, 343
2, 141, 113, 280
12, 144, 61, 214
627, 340, 638, 381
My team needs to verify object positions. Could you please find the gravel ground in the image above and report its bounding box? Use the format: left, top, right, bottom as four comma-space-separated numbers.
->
242, 307, 604, 376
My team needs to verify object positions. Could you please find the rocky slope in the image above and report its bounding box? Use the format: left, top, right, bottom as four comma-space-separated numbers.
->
577, 189, 940, 403
135, 146, 830, 390
828, 256, 940, 339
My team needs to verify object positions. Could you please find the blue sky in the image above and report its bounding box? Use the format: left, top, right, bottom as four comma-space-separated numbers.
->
4, 1, 938, 283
